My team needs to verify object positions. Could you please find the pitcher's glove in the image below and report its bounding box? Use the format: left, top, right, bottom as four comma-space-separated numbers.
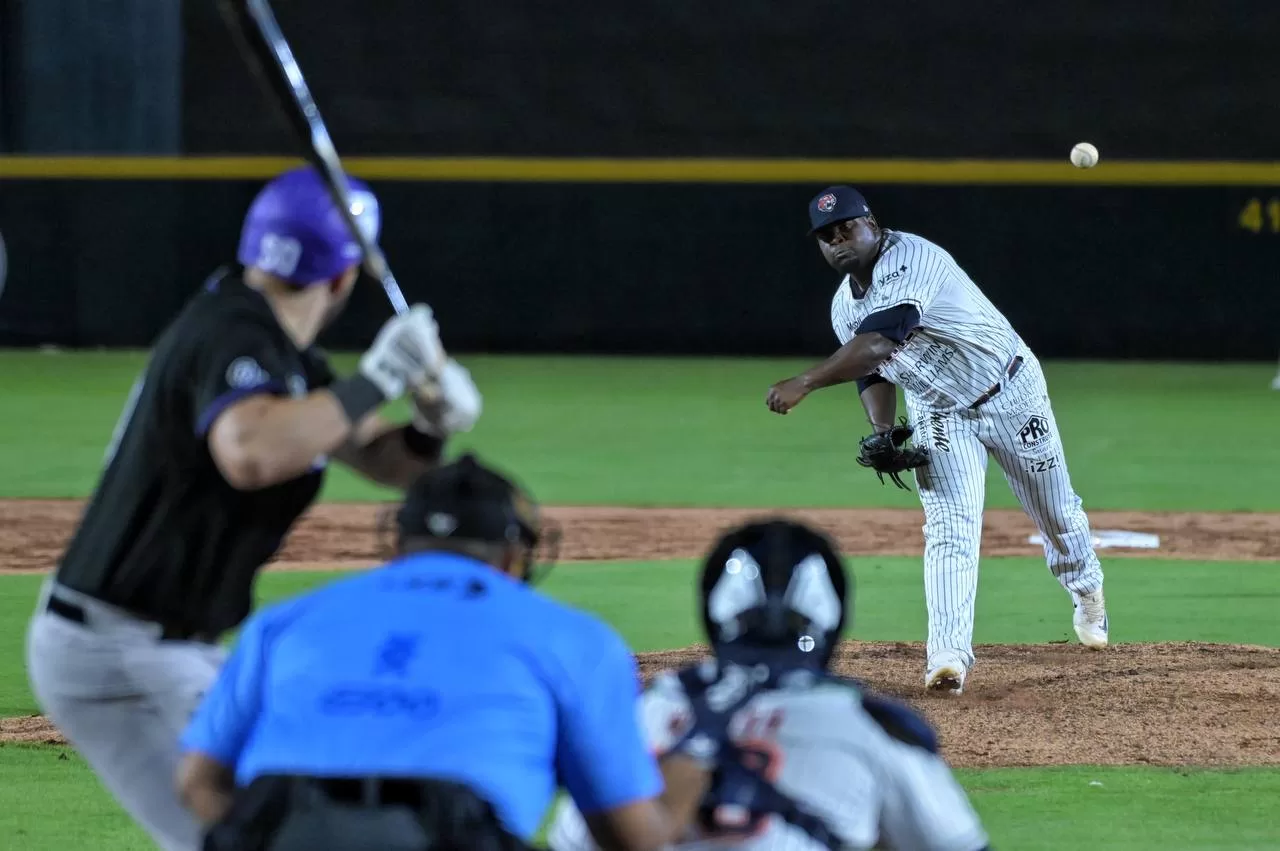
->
856, 417, 930, 490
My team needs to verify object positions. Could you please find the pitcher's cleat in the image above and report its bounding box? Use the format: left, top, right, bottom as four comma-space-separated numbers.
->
925, 655, 968, 694
1073, 588, 1109, 649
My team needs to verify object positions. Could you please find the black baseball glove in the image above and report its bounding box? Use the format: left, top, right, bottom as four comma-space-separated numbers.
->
856, 417, 930, 490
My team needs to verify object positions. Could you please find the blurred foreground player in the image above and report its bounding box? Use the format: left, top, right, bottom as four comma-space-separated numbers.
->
179, 454, 755, 851
26, 166, 480, 851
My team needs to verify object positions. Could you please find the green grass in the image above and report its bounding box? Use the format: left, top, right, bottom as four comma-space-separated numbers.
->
2, 350, 1279, 850
4, 556, 1277, 717
2, 351, 1278, 509
2, 745, 1276, 851
956, 766, 1280, 850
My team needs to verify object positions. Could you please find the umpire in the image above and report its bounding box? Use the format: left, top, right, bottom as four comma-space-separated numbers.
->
25, 165, 481, 851
178, 453, 747, 851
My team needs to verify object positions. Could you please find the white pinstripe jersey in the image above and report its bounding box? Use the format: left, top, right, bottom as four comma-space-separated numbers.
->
830, 230, 1022, 411
545, 670, 988, 851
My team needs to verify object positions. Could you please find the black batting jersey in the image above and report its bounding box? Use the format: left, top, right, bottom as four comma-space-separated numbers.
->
55, 269, 336, 635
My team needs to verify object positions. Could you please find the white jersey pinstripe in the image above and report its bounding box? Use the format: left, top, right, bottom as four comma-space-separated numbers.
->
822, 227, 1105, 674
830, 230, 1020, 411
545, 670, 988, 851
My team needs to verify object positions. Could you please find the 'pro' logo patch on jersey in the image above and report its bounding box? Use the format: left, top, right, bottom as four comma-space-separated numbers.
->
225, 357, 270, 389
1018, 414, 1053, 450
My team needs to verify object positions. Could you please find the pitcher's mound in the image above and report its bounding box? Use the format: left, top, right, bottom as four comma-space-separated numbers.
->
8, 643, 1279, 766
638, 642, 1280, 767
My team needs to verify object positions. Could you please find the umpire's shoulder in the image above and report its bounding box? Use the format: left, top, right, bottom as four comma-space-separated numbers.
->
230, 592, 313, 650
524, 590, 636, 664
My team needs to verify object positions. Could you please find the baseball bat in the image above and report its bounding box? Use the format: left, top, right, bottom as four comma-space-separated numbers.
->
217, 0, 411, 316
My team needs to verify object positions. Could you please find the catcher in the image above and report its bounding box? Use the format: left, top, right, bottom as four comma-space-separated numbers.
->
546, 519, 990, 851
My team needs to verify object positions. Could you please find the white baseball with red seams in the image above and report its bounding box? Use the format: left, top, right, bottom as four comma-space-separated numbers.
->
1070, 142, 1100, 168
829, 230, 1107, 680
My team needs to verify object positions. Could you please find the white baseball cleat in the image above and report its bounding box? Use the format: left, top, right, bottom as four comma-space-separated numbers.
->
1073, 588, 1109, 649
925, 654, 968, 694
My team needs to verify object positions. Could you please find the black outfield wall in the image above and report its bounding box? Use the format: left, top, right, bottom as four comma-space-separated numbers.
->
182, 0, 1279, 160
1, 174, 1277, 359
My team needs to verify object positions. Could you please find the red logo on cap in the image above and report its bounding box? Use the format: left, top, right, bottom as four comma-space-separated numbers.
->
816, 193, 838, 213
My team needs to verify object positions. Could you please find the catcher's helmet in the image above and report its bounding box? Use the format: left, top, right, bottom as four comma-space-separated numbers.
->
699, 519, 850, 669
394, 453, 559, 583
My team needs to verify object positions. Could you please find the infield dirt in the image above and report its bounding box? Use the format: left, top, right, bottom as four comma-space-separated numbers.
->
3, 498, 1279, 766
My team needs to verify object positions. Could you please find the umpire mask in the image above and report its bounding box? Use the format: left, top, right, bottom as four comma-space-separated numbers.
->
699, 519, 850, 670
393, 453, 560, 584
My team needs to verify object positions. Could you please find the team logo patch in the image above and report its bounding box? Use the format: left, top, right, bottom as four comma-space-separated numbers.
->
816, 193, 838, 213
225, 357, 269, 389
1018, 414, 1053, 450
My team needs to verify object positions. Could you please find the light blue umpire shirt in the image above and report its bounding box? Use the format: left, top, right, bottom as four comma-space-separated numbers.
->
180, 552, 661, 840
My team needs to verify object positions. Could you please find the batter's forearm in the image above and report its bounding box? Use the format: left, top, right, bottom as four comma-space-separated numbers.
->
799, 334, 897, 392
860, 381, 898, 433
209, 393, 355, 490
337, 423, 442, 489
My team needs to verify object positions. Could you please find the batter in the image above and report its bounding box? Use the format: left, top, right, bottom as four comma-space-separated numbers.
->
24, 166, 481, 850
766, 185, 1109, 693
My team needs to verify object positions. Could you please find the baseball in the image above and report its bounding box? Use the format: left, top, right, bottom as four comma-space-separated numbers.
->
1070, 142, 1099, 169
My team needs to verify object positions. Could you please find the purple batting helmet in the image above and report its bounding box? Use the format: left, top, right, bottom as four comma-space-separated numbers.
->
236, 166, 381, 285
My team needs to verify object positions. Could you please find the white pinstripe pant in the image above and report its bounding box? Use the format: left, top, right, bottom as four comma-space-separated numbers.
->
906, 354, 1103, 669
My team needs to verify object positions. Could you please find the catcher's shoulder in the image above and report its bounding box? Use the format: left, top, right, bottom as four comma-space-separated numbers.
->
644, 661, 710, 697
639, 667, 699, 717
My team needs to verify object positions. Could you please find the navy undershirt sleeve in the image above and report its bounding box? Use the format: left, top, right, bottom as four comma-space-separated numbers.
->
853, 304, 921, 393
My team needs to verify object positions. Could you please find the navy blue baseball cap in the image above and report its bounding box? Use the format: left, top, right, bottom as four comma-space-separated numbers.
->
807, 186, 872, 234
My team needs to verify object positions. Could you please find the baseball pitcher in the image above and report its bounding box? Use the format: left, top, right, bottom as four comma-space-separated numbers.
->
547, 519, 990, 851
766, 185, 1109, 694
25, 166, 481, 851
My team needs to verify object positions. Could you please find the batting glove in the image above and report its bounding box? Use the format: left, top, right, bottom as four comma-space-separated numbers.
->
412, 359, 483, 436
359, 305, 447, 400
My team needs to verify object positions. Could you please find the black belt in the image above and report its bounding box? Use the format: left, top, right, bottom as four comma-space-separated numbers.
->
208, 775, 533, 851
45, 594, 219, 643
969, 356, 1024, 409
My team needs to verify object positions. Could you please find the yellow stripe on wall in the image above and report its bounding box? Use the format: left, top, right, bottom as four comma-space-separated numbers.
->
1, 156, 1279, 185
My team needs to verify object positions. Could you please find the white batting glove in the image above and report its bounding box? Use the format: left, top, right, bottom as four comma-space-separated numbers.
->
358, 305, 446, 400
412, 359, 483, 436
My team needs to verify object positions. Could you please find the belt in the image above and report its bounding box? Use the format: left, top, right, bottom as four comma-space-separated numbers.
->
969, 356, 1025, 409
45, 594, 218, 644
